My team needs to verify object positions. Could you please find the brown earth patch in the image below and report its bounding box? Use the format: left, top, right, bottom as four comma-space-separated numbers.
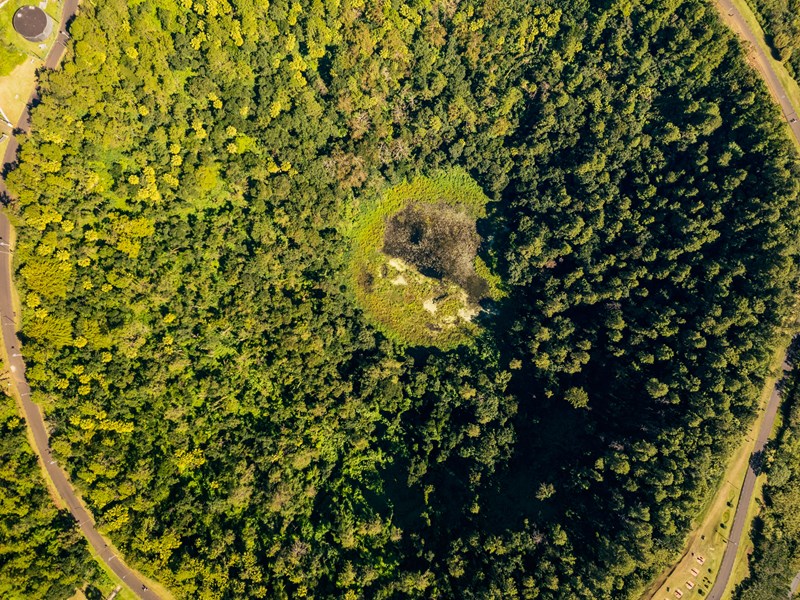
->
382, 202, 489, 302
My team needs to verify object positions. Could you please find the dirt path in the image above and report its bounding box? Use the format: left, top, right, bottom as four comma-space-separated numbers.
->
0, 3, 164, 599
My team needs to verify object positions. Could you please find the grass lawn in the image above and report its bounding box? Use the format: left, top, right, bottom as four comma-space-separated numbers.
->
0, 43, 25, 77
0, 58, 37, 159
0, 0, 64, 158
348, 169, 499, 349
641, 341, 789, 600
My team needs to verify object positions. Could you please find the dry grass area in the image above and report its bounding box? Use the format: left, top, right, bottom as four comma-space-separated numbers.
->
0, 58, 36, 120
0, 58, 36, 158
644, 482, 735, 600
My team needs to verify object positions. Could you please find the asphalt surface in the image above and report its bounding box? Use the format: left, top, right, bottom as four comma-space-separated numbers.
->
706, 362, 789, 600
717, 0, 800, 141
0, 2, 162, 599
0, 1, 796, 600
0, 0, 76, 172
704, 3, 800, 596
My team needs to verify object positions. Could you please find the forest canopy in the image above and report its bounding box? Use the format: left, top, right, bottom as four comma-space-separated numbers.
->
749, 0, 800, 76
3, 0, 800, 598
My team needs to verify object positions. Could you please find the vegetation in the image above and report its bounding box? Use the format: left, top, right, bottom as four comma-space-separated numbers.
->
748, 0, 800, 76
733, 339, 800, 599
350, 170, 494, 347
2, 0, 799, 598
0, 0, 62, 63
0, 43, 25, 78
0, 386, 94, 598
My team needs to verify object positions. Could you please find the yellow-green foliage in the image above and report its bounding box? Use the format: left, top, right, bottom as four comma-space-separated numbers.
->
0, 43, 24, 77
474, 256, 507, 300
20, 258, 72, 299
23, 314, 73, 349
349, 170, 496, 348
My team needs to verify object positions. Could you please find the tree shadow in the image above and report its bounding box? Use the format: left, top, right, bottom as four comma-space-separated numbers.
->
83, 584, 104, 600
749, 449, 765, 476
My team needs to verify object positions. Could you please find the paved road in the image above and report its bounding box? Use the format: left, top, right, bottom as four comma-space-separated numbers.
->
704, 3, 800, 596
1, 0, 77, 177
0, 2, 162, 599
716, 0, 800, 143
706, 362, 789, 600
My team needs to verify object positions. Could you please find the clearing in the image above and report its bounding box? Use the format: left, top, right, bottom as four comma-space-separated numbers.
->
349, 169, 501, 348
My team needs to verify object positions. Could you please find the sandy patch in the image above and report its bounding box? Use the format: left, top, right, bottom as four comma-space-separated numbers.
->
388, 258, 408, 272
458, 306, 480, 321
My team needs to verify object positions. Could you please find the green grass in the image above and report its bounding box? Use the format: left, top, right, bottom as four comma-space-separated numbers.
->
348, 169, 497, 348
474, 255, 507, 301
0, 43, 25, 77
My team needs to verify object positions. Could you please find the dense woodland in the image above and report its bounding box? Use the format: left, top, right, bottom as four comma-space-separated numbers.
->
733, 339, 800, 599
4, 0, 800, 597
749, 0, 800, 76
0, 384, 94, 598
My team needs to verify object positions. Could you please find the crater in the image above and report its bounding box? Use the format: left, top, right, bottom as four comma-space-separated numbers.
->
348, 169, 503, 348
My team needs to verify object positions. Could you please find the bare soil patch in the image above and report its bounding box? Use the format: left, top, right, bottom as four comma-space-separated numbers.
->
383, 202, 489, 302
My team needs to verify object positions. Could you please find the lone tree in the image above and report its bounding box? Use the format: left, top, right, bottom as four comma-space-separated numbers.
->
565, 387, 589, 409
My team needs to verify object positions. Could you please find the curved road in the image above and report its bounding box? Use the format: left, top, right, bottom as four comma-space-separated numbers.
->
1, 1, 796, 600
705, 1, 800, 596
0, 2, 162, 599
706, 362, 788, 600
